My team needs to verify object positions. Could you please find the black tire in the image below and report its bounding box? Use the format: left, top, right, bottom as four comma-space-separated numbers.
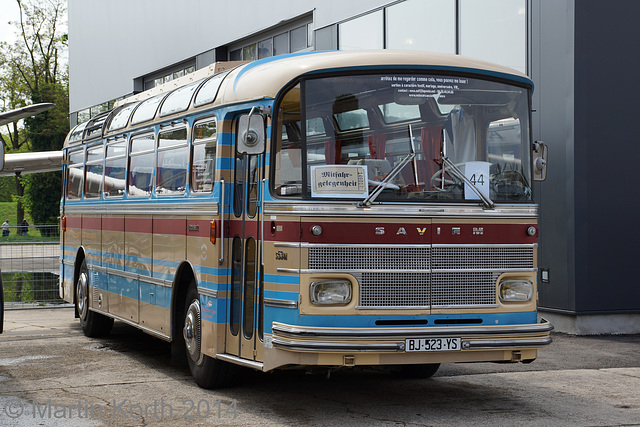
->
76, 259, 113, 337
394, 363, 440, 379
183, 283, 235, 388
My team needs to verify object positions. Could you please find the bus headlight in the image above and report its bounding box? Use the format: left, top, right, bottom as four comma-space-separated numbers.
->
499, 279, 533, 302
310, 280, 352, 305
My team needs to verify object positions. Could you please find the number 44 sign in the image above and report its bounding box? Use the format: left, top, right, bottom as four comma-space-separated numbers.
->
464, 161, 491, 201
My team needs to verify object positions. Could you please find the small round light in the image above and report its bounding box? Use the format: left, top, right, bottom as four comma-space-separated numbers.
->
527, 226, 536, 236
311, 225, 323, 236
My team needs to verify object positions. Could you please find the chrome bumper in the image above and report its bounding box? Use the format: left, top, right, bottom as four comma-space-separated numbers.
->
271, 320, 553, 353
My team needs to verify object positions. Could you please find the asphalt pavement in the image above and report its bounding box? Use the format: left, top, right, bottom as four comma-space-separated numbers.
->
1, 307, 639, 426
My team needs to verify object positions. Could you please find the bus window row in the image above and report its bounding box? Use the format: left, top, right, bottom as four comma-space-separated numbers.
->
66, 117, 217, 200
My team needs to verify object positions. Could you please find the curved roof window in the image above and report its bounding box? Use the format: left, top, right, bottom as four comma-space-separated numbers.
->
131, 93, 166, 125
194, 71, 230, 107
159, 80, 203, 117
107, 103, 137, 131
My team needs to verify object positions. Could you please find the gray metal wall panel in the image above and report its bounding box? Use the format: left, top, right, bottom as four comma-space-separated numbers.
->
532, 0, 576, 312
573, 0, 640, 313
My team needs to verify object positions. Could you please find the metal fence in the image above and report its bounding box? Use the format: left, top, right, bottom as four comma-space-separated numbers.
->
1, 224, 64, 308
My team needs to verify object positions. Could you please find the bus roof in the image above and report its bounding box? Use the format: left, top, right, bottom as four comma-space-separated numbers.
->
65, 50, 531, 148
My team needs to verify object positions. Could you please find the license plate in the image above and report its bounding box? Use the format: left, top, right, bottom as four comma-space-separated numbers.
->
405, 337, 461, 352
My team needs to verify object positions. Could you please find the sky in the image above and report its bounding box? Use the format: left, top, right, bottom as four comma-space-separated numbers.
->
0, 0, 21, 46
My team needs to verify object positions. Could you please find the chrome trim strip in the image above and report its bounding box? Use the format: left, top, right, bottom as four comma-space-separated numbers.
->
263, 201, 538, 218
264, 298, 298, 309
270, 337, 552, 353
273, 242, 301, 248
432, 243, 538, 249
88, 307, 171, 341
198, 287, 218, 299
64, 202, 219, 216
272, 338, 403, 352
219, 179, 225, 264
298, 268, 535, 274
215, 353, 264, 371
61, 259, 74, 266
354, 304, 500, 310
272, 321, 554, 339
462, 337, 553, 349
276, 268, 301, 274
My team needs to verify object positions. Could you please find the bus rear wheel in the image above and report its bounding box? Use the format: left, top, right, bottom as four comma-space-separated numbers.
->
76, 259, 113, 337
183, 284, 235, 388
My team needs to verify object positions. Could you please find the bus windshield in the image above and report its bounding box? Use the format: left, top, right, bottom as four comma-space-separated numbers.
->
273, 73, 532, 203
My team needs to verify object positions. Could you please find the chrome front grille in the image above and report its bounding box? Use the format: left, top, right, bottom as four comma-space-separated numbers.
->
432, 246, 534, 270
307, 245, 534, 308
308, 246, 430, 270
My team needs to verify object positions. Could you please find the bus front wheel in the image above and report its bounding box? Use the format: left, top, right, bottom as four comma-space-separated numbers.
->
183, 284, 235, 388
75, 259, 113, 337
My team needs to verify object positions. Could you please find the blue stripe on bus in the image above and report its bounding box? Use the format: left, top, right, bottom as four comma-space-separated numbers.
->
264, 274, 300, 285
264, 290, 299, 301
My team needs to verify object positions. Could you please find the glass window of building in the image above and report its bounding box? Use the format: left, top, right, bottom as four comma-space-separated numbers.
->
459, 0, 526, 73
273, 33, 288, 56
258, 39, 273, 59
339, 10, 383, 50
386, 0, 455, 53
290, 25, 308, 52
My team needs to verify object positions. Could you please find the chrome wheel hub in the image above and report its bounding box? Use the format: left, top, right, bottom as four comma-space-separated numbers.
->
183, 299, 203, 365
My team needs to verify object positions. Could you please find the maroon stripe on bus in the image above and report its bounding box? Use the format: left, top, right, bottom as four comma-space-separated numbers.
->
153, 218, 186, 235
125, 217, 152, 234
65, 216, 82, 229
102, 217, 124, 232
432, 223, 537, 245
301, 221, 431, 244
82, 216, 101, 230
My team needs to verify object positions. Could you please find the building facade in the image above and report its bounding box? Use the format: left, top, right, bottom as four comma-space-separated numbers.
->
67, 0, 640, 334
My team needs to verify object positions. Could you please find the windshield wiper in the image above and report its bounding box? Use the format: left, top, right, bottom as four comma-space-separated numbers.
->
441, 157, 495, 209
358, 125, 417, 208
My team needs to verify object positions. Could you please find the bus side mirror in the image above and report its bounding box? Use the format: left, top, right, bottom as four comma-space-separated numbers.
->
533, 140, 548, 181
238, 108, 265, 155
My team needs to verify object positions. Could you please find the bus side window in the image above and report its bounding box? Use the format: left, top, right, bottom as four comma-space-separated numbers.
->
85, 144, 105, 199
105, 140, 126, 197
157, 127, 188, 195
128, 134, 155, 197
66, 150, 84, 200
191, 118, 217, 193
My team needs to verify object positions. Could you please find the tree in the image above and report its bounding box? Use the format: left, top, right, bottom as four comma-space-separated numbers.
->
0, 0, 68, 230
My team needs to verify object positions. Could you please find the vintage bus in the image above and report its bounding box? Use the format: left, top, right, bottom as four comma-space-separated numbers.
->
60, 50, 552, 388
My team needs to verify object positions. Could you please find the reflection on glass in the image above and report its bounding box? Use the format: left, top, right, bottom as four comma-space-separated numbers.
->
273, 73, 533, 203
131, 94, 164, 125
160, 81, 202, 117
273, 33, 288, 55
290, 25, 307, 52
258, 39, 273, 59
105, 142, 126, 197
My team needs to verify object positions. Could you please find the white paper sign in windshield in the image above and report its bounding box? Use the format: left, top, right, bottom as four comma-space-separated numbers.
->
463, 161, 491, 200
311, 165, 368, 198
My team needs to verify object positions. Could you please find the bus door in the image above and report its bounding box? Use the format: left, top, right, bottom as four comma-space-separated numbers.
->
226, 113, 264, 361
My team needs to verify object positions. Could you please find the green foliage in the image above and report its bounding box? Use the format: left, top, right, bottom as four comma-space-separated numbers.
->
0, 0, 69, 227
23, 172, 61, 226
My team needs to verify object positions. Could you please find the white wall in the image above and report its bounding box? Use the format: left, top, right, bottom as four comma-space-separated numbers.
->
68, 0, 390, 112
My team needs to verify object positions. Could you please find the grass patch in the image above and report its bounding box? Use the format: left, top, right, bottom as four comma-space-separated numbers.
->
0, 201, 58, 242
